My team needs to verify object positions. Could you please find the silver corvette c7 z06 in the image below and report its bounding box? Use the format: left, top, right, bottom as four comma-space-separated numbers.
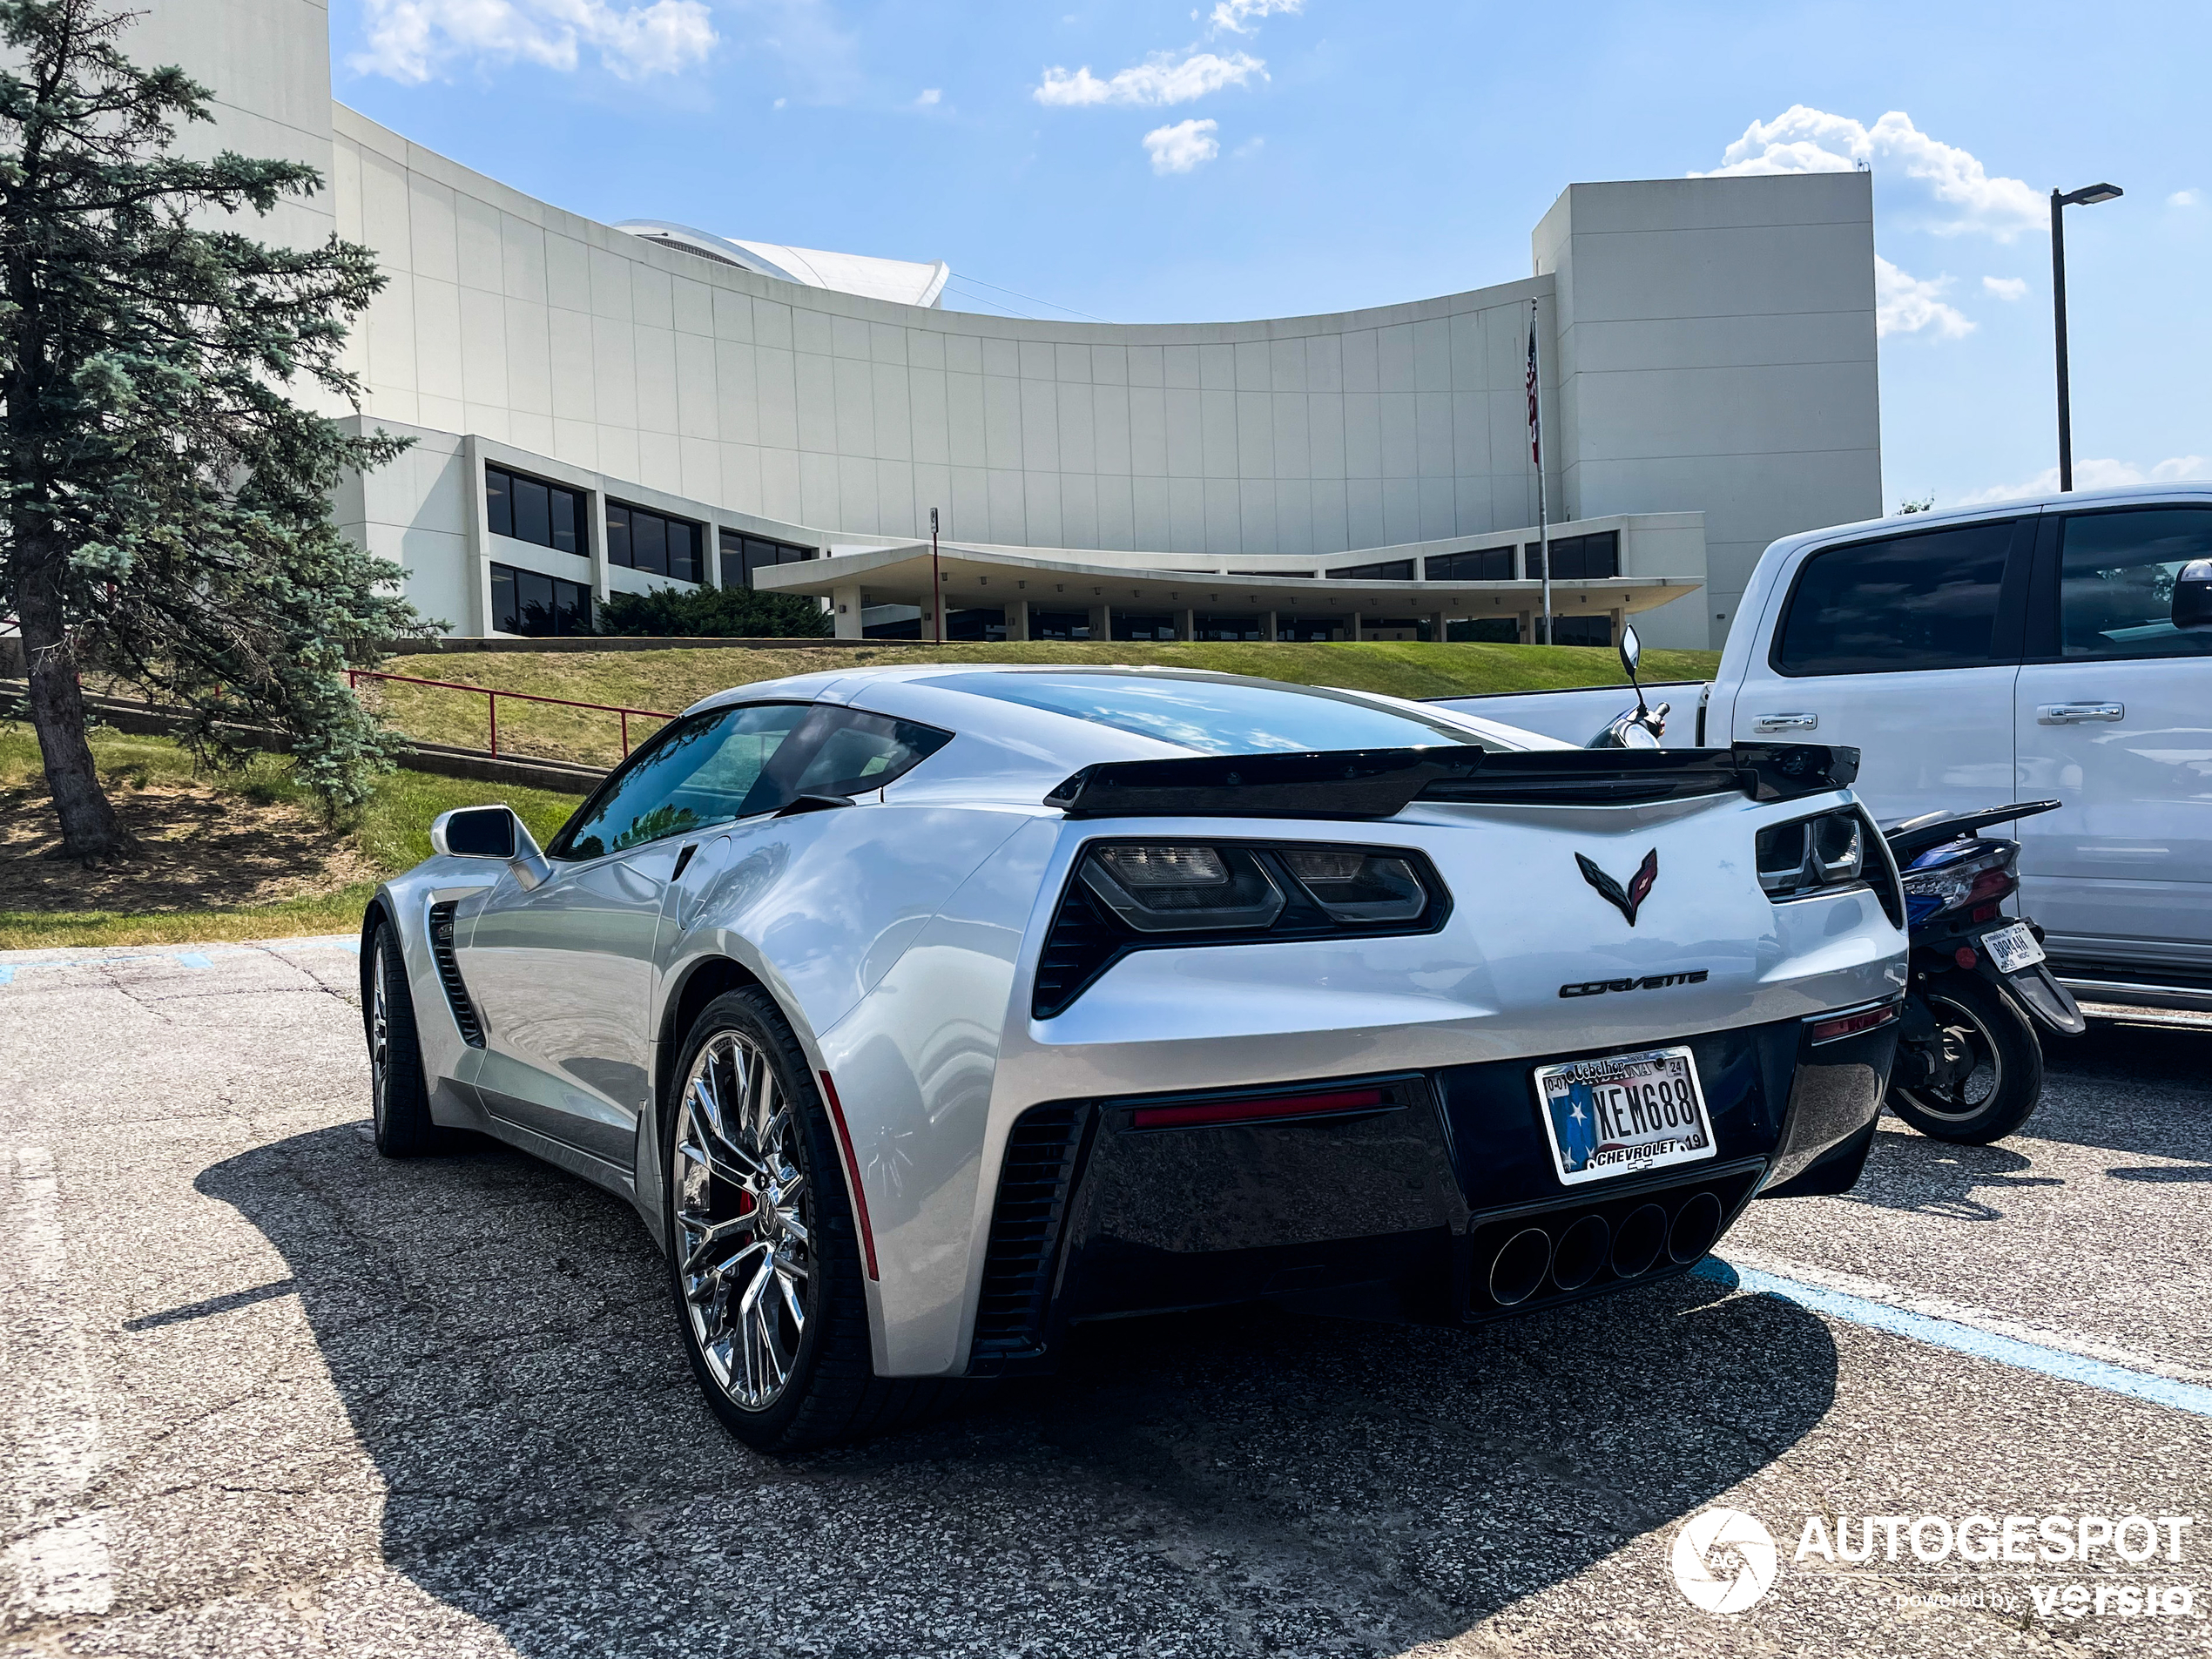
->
361, 665, 1908, 1450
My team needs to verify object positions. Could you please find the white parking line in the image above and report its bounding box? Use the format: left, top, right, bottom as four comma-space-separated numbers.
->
4, 1147, 114, 1618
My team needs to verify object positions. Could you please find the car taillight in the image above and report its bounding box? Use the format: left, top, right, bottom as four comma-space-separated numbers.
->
1756, 807, 1867, 900
1080, 843, 1286, 932
1035, 840, 1450, 1018
1278, 848, 1428, 923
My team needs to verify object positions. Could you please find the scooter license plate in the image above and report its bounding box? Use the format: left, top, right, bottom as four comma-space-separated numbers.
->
1982, 921, 2044, 974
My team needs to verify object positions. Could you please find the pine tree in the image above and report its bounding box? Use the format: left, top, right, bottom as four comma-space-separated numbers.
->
0, 0, 426, 860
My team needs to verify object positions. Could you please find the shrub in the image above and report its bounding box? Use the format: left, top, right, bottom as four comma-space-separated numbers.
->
597, 584, 833, 639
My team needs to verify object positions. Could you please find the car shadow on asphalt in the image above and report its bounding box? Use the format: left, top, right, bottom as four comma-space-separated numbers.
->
197, 1123, 1841, 1655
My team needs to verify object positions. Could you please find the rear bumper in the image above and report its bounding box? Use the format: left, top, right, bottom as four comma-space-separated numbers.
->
965, 1011, 1897, 1374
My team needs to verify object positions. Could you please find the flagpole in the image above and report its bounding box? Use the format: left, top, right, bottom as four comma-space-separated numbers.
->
1530, 299, 1552, 647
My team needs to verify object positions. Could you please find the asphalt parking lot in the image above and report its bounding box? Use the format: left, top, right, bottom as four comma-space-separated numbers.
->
3, 940, 2209, 1658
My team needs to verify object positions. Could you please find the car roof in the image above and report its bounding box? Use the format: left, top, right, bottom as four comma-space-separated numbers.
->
686, 662, 1561, 765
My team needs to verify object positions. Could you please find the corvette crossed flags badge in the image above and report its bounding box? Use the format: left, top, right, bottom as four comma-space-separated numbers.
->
1576, 849, 1659, 926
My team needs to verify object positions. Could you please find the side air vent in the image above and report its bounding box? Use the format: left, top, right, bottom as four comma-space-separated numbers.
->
1030, 883, 1122, 1020
969, 1103, 1088, 1365
427, 901, 484, 1048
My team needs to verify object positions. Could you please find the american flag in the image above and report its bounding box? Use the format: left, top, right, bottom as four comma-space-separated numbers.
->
1526, 322, 1541, 465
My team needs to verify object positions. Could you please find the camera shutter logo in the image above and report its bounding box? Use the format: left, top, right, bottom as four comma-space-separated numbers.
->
1671, 1507, 1779, 1613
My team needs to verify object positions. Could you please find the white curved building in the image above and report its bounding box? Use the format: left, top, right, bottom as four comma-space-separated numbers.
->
142, 0, 1884, 650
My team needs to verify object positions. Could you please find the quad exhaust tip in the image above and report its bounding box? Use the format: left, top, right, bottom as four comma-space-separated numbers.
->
1480, 1187, 1728, 1309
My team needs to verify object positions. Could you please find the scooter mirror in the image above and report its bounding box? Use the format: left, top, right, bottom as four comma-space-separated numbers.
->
1618, 624, 1642, 680
2175, 559, 2212, 630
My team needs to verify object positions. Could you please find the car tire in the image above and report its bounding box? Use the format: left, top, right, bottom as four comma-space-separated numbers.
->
366, 918, 440, 1158
1887, 973, 2044, 1145
663, 988, 954, 1453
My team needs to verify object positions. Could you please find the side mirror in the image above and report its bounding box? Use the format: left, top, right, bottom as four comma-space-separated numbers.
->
2176, 560, 2212, 630
1616, 622, 1648, 720
432, 805, 520, 860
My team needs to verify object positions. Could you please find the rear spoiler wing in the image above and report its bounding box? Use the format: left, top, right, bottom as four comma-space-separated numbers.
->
1044, 743, 1860, 820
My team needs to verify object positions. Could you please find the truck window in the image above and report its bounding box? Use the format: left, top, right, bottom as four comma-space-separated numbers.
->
1774, 522, 2016, 675
2054, 508, 2212, 660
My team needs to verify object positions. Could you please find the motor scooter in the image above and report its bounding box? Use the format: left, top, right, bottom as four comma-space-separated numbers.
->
1878, 801, 2085, 1143
1582, 630, 2080, 1144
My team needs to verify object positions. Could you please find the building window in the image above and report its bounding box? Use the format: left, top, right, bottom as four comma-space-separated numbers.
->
719, 530, 818, 590
491, 562, 593, 637
609, 501, 705, 583
1326, 560, 1416, 581
1548, 616, 1614, 648
1425, 546, 1518, 583
1028, 609, 1093, 640
1194, 614, 1266, 641
1110, 611, 1178, 641
486, 465, 587, 556
1276, 617, 1343, 642
1524, 531, 1620, 581
1449, 617, 1521, 644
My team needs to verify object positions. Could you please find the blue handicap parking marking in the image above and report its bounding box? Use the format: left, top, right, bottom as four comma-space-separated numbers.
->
173, 953, 214, 969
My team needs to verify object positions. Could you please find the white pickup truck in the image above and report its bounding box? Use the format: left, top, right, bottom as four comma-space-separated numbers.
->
1436, 482, 2212, 1011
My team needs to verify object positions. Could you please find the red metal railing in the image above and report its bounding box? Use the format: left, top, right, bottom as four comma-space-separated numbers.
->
346, 668, 675, 759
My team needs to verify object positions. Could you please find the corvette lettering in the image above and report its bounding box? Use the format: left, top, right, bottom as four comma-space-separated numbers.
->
1559, 969, 1710, 999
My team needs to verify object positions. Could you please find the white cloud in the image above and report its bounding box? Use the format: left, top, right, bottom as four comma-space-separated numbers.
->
1209, 0, 1301, 33
1956, 455, 2211, 506
914, 87, 941, 106
1143, 118, 1219, 174
1694, 106, 2045, 241
2171, 188, 2202, 207
1231, 134, 1264, 158
352, 0, 714, 81
1981, 275, 2028, 301
1034, 50, 1263, 108
1876, 256, 1973, 340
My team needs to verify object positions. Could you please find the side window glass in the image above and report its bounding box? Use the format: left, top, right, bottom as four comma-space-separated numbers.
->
1776, 522, 2016, 674
2056, 509, 2212, 660
786, 709, 953, 799
553, 705, 809, 860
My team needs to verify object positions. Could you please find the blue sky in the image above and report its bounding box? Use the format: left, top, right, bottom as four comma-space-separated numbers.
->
327, 0, 2208, 510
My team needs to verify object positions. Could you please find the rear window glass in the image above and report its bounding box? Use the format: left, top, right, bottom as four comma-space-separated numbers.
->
923, 671, 1505, 754
1776, 522, 2016, 674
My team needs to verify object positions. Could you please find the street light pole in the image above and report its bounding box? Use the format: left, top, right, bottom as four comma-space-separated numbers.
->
2048, 182, 2123, 493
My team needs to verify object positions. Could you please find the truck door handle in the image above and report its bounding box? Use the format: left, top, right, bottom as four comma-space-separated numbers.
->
1753, 712, 1818, 733
2036, 702, 2124, 725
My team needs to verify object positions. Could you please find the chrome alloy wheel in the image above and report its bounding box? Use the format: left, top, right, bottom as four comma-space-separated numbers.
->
368, 940, 391, 1129
672, 1030, 813, 1411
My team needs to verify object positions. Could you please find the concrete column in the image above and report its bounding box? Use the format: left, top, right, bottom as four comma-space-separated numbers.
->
1427, 610, 1447, 644
1088, 602, 1110, 642
1515, 609, 1534, 644
1608, 604, 1628, 644
584, 467, 610, 607
1348, 610, 1364, 642
832, 583, 864, 641
1007, 597, 1030, 642
460, 434, 495, 635
1175, 607, 1195, 641
1263, 610, 1278, 641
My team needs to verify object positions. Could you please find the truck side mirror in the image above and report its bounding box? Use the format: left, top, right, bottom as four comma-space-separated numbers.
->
2176, 560, 2212, 630
432, 805, 519, 860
